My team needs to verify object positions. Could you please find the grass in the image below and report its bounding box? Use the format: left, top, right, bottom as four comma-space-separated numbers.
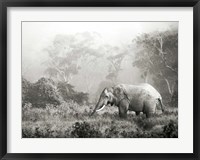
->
22, 101, 178, 138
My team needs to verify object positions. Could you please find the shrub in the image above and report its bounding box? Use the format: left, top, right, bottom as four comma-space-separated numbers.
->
22, 99, 178, 138
23, 77, 63, 108
135, 118, 155, 130
120, 120, 178, 138
22, 77, 32, 106
120, 128, 156, 138
57, 82, 89, 105
163, 120, 178, 138
57, 82, 76, 101
22, 102, 32, 110
104, 122, 120, 138
22, 122, 73, 138
73, 92, 89, 105
22, 77, 89, 107
71, 122, 102, 138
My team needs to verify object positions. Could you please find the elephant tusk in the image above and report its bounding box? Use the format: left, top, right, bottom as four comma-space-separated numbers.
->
96, 105, 106, 112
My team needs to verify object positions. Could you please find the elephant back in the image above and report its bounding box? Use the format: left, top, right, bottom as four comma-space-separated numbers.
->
119, 83, 161, 100
139, 83, 161, 99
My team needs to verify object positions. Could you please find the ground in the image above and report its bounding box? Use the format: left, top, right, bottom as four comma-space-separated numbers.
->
22, 101, 178, 138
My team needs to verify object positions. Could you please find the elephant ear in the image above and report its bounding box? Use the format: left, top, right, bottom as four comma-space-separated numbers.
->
113, 85, 126, 101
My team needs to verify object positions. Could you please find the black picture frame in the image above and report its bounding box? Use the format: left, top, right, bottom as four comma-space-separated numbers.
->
0, 0, 199, 159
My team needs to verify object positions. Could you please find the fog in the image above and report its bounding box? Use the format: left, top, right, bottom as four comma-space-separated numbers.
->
22, 22, 178, 101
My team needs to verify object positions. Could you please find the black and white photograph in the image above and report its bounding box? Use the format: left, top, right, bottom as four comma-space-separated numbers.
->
22, 22, 178, 138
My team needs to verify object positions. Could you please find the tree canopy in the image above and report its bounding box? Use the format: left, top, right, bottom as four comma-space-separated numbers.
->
133, 28, 178, 105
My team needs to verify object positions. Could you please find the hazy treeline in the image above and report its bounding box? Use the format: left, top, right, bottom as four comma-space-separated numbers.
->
23, 26, 178, 106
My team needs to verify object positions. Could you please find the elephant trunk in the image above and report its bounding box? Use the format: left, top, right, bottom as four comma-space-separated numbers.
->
90, 99, 105, 116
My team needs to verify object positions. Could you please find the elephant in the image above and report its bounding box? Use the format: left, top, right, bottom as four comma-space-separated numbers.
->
91, 83, 165, 118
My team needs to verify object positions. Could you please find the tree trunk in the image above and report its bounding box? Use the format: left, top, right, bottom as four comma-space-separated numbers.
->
164, 78, 173, 96
145, 76, 148, 83
144, 70, 148, 83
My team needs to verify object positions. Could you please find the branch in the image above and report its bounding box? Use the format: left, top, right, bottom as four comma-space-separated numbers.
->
159, 71, 172, 96
165, 65, 178, 74
146, 52, 154, 66
154, 36, 178, 74
48, 60, 69, 82
150, 41, 162, 53
109, 60, 118, 72
164, 78, 172, 95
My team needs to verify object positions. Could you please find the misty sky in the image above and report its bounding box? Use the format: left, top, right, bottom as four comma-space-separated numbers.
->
22, 22, 178, 101
22, 22, 177, 52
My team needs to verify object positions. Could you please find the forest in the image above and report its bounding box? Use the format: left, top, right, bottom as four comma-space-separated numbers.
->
22, 22, 178, 138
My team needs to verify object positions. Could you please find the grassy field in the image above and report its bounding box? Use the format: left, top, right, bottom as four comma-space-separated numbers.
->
22, 101, 178, 138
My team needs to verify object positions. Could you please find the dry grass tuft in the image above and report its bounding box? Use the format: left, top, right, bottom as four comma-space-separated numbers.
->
22, 102, 178, 138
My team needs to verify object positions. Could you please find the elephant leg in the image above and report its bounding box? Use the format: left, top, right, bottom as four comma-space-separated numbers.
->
119, 106, 128, 118
144, 101, 156, 118
135, 111, 140, 116
146, 112, 153, 118
118, 100, 129, 119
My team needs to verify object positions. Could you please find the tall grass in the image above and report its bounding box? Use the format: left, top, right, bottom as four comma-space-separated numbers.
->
22, 101, 178, 138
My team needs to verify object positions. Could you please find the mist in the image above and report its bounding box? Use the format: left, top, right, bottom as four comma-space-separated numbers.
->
22, 21, 178, 102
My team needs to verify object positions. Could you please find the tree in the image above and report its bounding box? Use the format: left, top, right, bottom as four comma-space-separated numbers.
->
104, 45, 127, 84
22, 77, 32, 106
22, 77, 89, 107
73, 92, 89, 105
22, 77, 63, 108
133, 28, 178, 104
57, 81, 76, 101
44, 32, 102, 83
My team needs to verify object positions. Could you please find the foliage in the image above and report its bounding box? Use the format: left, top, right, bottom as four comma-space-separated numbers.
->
106, 53, 127, 83
73, 92, 89, 105
44, 33, 103, 83
133, 28, 178, 104
22, 77, 63, 108
22, 101, 178, 138
163, 120, 178, 138
104, 122, 120, 138
22, 77, 32, 106
104, 45, 128, 83
57, 81, 89, 105
22, 77, 89, 107
57, 81, 75, 101
71, 122, 102, 138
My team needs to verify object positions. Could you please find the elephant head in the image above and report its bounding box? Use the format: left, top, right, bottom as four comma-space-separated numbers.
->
90, 85, 128, 116
90, 88, 114, 116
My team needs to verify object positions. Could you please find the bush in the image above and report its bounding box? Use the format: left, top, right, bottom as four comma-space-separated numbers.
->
57, 82, 89, 105
135, 118, 155, 130
22, 77, 90, 107
104, 122, 120, 138
73, 92, 89, 105
163, 120, 178, 138
57, 82, 76, 101
71, 121, 102, 138
120, 120, 178, 138
22, 77, 63, 108
22, 99, 178, 138
22, 125, 72, 138
171, 91, 178, 107
22, 78, 32, 106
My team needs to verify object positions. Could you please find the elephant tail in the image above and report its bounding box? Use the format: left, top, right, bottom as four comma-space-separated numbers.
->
157, 98, 165, 113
